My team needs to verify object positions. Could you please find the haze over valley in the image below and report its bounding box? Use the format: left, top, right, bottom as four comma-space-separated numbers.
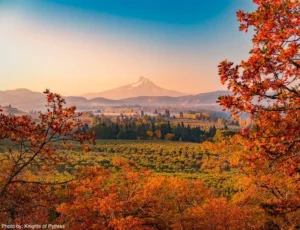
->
0, 77, 231, 112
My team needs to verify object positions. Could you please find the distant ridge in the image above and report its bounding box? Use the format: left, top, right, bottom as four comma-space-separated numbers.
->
83, 77, 187, 99
0, 88, 231, 111
0, 105, 27, 115
0, 89, 45, 111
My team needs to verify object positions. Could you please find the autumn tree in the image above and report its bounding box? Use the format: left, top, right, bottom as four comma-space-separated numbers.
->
146, 130, 153, 140
154, 129, 162, 140
58, 158, 261, 230
0, 90, 94, 223
165, 133, 175, 141
218, 0, 300, 227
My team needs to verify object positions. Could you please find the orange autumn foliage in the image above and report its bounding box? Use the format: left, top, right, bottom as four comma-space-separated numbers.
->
57, 159, 262, 230
216, 0, 300, 227
0, 90, 94, 223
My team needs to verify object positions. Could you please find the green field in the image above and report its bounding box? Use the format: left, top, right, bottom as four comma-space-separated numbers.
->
58, 140, 236, 196
0, 139, 236, 196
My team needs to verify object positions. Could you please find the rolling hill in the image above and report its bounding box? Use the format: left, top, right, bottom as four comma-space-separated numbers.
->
0, 88, 231, 111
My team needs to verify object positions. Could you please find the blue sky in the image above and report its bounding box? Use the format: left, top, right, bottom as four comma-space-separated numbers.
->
41, 0, 233, 24
0, 0, 255, 95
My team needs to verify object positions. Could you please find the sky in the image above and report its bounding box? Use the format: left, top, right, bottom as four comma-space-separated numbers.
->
0, 0, 255, 96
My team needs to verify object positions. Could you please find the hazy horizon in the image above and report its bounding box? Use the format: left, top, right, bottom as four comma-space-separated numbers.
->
0, 0, 255, 96
0, 76, 231, 97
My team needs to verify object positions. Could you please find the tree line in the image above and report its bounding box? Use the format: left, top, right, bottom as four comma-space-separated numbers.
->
86, 119, 236, 143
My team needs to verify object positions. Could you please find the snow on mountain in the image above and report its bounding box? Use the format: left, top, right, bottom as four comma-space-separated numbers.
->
129, 77, 150, 88
0, 88, 231, 111
83, 77, 186, 99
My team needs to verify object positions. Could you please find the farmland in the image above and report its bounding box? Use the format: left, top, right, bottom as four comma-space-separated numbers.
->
57, 140, 236, 196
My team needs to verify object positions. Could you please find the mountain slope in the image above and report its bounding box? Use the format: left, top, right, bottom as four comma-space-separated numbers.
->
117, 90, 231, 106
0, 105, 27, 115
0, 89, 45, 111
83, 77, 186, 99
177, 90, 231, 105
0, 88, 231, 111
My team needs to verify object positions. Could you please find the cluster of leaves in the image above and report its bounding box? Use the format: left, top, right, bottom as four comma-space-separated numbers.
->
214, 0, 300, 227
0, 90, 94, 223
57, 159, 263, 230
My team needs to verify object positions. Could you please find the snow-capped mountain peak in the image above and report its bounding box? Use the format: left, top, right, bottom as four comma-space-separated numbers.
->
83, 77, 186, 99
138, 76, 148, 83
130, 77, 150, 88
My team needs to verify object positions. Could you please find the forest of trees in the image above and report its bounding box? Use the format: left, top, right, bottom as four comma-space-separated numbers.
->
86, 119, 235, 143
78, 110, 238, 143
0, 0, 299, 229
